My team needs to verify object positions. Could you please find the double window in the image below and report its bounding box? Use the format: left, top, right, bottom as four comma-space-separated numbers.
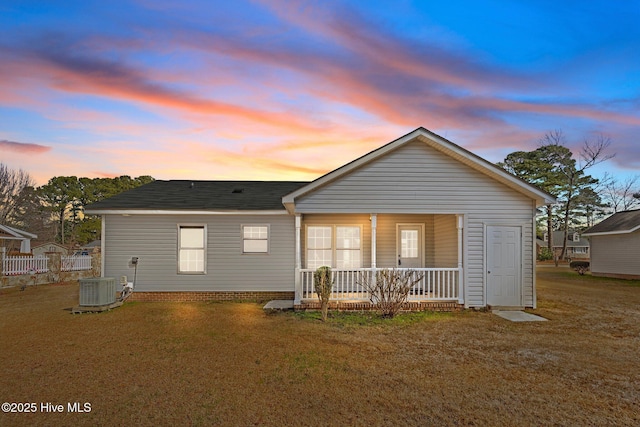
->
178, 225, 206, 273
307, 225, 361, 269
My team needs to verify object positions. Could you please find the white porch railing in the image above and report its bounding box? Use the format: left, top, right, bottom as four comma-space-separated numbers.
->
2, 255, 92, 276
300, 268, 459, 302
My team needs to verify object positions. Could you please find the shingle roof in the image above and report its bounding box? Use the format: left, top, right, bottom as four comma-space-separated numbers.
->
583, 209, 640, 235
84, 180, 309, 212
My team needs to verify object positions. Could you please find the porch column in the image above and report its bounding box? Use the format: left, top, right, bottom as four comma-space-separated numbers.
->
456, 214, 464, 304
294, 214, 302, 305
370, 214, 377, 269
20, 239, 31, 253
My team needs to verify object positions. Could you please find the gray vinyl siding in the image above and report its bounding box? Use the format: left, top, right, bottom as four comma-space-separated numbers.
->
103, 214, 295, 292
295, 139, 536, 307
590, 233, 640, 276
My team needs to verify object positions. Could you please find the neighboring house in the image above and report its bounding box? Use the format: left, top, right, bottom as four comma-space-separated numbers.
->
582, 209, 640, 280
0, 224, 37, 253
85, 127, 556, 309
536, 231, 590, 260
32, 242, 70, 257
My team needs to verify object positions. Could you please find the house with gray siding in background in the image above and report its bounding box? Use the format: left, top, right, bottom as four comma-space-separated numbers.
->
583, 209, 640, 280
85, 127, 556, 309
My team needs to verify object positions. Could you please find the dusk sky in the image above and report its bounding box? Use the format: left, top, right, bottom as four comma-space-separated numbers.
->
1, 0, 639, 185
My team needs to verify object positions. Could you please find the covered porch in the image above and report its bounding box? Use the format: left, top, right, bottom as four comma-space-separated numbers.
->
293, 213, 465, 307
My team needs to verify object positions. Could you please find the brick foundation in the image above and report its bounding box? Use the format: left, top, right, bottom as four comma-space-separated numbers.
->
129, 291, 295, 303
295, 300, 463, 312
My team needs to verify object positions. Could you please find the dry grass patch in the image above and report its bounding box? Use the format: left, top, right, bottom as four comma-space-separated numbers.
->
1, 270, 639, 426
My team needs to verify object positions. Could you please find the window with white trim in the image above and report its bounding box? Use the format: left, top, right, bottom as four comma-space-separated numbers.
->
336, 226, 361, 269
242, 225, 269, 253
306, 225, 361, 269
307, 226, 332, 269
178, 225, 206, 273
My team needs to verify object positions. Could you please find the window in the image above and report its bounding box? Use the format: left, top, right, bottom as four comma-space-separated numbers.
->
400, 229, 419, 258
307, 226, 332, 269
307, 225, 361, 269
243, 225, 269, 253
336, 226, 361, 269
178, 225, 205, 273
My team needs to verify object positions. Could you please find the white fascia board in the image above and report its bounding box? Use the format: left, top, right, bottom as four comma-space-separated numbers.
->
84, 209, 290, 216
0, 224, 37, 239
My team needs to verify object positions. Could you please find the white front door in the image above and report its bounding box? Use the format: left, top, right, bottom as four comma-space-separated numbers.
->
487, 226, 521, 307
397, 225, 423, 268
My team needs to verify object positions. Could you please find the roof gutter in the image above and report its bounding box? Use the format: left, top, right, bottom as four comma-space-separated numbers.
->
84, 209, 290, 216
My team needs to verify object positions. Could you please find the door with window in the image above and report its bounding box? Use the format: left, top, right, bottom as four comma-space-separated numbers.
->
397, 225, 423, 268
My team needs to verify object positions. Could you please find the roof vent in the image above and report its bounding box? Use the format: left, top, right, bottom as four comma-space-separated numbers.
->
232, 188, 244, 194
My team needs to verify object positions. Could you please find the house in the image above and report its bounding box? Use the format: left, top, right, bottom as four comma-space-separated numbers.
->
32, 242, 70, 257
582, 209, 640, 279
0, 224, 37, 254
536, 231, 590, 260
85, 127, 556, 309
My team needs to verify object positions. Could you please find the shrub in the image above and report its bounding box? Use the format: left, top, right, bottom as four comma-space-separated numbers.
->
313, 266, 333, 322
538, 247, 553, 261
570, 261, 590, 275
359, 269, 424, 318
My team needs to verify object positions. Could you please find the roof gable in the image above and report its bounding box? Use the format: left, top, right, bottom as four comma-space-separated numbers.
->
0, 224, 37, 240
583, 209, 640, 236
85, 180, 309, 213
283, 127, 556, 211
32, 242, 69, 250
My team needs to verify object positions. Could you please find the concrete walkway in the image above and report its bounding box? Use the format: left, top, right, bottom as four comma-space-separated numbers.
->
263, 300, 294, 312
493, 310, 548, 322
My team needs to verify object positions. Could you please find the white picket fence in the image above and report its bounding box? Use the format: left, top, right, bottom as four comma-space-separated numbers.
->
2, 255, 92, 276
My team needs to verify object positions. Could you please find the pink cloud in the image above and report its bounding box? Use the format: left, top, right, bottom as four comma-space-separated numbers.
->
0, 139, 51, 154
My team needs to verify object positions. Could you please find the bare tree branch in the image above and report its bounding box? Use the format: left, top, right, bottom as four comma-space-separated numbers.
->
580, 134, 615, 170
0, 163, 35, 224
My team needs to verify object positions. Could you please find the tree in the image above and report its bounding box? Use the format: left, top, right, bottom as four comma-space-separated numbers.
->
498, 130, 613, 260
547, 132, 613, 259
497, 134, 567, 253
0, 163, 35, 225
601, 174, 640, 213
37, 175, 154, 245
38, 176, 83, 244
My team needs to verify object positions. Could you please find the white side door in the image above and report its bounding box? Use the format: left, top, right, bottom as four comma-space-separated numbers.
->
487, 226, 521, 307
